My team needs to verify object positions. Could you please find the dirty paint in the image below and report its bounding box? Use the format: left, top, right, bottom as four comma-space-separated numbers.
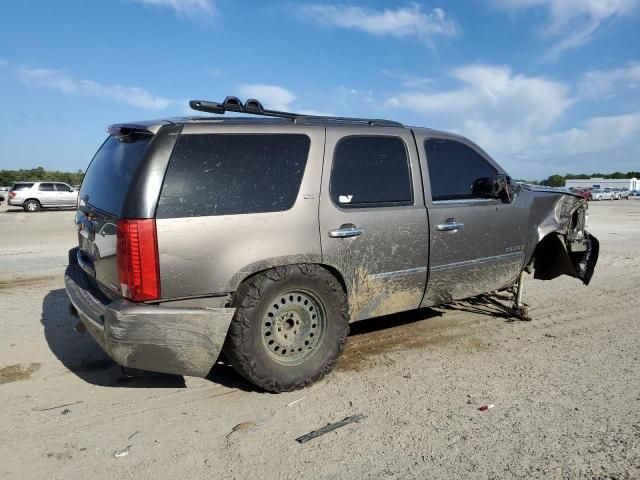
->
0, 363, 41, 384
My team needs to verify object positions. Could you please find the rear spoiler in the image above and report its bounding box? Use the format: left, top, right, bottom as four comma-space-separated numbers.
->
107, 121, 173, 140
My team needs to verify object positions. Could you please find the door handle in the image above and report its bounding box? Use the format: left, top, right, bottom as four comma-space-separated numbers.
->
329, 224, 364, 238
436, 221, 464, 232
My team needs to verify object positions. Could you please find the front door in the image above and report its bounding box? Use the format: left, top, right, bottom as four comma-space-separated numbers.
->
55, 183, 76, 206
319, 127, 429, 321
416, 135, 530, 306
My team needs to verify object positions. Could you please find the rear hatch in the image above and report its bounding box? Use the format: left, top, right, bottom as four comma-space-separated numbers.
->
76, 123, 179, 300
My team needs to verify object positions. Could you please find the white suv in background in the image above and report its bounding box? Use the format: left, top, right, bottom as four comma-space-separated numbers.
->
8, 181, 78, 212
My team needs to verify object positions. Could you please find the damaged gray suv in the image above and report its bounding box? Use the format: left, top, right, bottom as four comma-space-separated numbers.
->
65, 96, 599, 392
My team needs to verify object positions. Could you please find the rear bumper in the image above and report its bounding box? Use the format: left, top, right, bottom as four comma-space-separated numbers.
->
64, 249, 235, 377
8, 198, 22, 206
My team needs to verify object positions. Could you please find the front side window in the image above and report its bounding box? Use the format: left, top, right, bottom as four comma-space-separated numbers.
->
38, 183, 55, 191
425, 138, 497, 201
55, 183, 72, 192
330, 136, 412, 208
157, 134, 311, 218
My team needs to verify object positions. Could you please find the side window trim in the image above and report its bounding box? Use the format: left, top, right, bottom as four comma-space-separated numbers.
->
329, 134, 414, 210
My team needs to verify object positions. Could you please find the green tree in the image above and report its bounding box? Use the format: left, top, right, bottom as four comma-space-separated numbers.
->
541, 174, 565, 187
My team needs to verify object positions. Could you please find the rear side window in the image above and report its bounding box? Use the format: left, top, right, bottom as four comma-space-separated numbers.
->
11, 183, 34, 191
330, 136, 412, 208
38, 183, 55, 191
80, 135, 152, 216
157, 134, 310, 218
55, 183, 72, 192
425, 139, 497, 201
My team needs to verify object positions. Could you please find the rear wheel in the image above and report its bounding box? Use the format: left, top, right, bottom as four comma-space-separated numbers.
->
224, 264, 349, 392
23, 200, 40, 212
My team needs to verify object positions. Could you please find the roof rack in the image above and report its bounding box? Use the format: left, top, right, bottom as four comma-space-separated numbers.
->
189, 96, 403, 127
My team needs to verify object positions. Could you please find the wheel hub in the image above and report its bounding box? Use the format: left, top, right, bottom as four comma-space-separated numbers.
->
262, 290, 325, 365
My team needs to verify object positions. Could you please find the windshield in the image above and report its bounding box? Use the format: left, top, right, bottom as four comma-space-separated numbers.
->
80, 135, 152, 216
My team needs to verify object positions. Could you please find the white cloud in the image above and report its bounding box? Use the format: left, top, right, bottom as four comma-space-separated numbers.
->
18, 67, 171, 110
539, 112, 640, 156
297, 3, 459, 41
127, 0, 215, 16
237, 84, 297, 111
386, 65, 573, 161
385, 63, 640, 177
578, 63, 640, 98
494, 0, 639, 58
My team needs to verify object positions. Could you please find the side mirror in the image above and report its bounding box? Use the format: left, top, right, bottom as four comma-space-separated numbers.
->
472, 174, 516, 203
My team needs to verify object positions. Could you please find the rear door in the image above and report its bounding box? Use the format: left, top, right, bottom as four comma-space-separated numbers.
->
415, 133, 529, 306
319, 127, 429, 321
37, 183, 56, 206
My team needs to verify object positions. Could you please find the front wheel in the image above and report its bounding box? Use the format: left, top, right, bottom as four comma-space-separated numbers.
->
23, 200, 40, 212
224, 265, 349, 392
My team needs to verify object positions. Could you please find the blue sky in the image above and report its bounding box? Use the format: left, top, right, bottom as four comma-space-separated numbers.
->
1, 0, 639, 180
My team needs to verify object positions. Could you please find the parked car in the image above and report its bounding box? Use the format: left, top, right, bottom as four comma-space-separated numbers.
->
576, 188, 592, 201
631, 190, 640, 197
7, 181, 78, 212
618, 188, 631, 199
591, 189, 614, 201
65, 96, 599, 392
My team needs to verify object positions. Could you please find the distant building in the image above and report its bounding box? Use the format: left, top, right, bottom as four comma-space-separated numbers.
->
565, 178, 639, 190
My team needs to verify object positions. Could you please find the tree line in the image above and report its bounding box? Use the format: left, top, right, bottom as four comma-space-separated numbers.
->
538, 171, 640, 187
0, 167, 84, 187
1, 167, 638, 190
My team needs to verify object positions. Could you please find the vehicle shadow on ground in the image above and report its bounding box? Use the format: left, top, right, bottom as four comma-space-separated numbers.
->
41, 288, 496, 392
348, 307, 443, 337
41, 289, 187, 388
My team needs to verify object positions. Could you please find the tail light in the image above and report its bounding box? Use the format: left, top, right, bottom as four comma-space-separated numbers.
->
9, 191, 16, 198
116, 219, 160, 302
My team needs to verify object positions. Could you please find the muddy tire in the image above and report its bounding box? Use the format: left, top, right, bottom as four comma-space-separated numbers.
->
23, 200, 40, 213
224, 264, 349, 393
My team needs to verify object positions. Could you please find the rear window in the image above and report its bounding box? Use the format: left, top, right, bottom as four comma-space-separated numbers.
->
157, 134, 310, 218
80, 135, 152, 216
11, 183, 34, 191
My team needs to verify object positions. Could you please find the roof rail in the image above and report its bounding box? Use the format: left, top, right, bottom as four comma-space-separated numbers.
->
189, 96, 403, 127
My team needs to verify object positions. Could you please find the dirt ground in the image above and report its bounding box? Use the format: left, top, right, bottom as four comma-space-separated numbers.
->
0, 199, 639, 479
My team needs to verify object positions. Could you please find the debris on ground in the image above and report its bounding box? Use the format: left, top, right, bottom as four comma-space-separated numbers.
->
112, 445, 132, 459
478, 404, 495, 412
31, 401, 83, 412
60, 408, 70, 415
226, 421, 258, 439
295, 414, 367, 444
128, 431, 139, 440
286, 397, 305, 407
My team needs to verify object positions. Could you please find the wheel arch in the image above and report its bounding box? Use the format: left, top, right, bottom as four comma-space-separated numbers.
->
228, 261, 348, 304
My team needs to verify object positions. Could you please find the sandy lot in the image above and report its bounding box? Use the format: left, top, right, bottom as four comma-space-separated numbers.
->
0, 199, 639, 479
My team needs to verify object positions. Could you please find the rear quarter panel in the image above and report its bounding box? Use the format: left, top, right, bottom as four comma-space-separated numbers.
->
156, 124, 325, 299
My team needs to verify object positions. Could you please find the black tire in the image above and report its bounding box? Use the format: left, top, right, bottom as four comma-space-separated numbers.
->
23, 199, 40, 212
224, 264, 349, 392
